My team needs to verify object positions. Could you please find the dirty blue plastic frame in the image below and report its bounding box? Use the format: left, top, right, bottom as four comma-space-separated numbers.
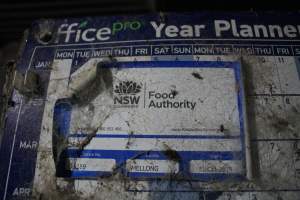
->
53, 60, 246, 181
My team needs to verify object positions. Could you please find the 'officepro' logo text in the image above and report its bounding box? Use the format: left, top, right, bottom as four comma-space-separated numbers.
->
55, 21, 142, 43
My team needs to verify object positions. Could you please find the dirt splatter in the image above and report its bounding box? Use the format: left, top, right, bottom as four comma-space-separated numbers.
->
220, 124, 225, 132
77, 129, 98, 150
14, 70, 43, 97
191, 72, 203, 80
70, 62, 113, 106
271, 117, 289, 132
125, 131, 134, 149
171, 89, 178, 97
163, 144, 181, 162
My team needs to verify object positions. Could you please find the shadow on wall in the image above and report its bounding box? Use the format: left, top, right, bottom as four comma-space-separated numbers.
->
0, 42, 20, 143
0, 42, 20, 66
0, 42, 22, 100
0, 41, 21, 102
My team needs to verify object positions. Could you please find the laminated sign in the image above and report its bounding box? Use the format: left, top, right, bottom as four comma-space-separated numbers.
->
1, 12, 300, 200
52, 60, 249, 180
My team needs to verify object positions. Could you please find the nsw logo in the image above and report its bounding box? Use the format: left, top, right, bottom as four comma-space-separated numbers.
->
113, 81, 142, 106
